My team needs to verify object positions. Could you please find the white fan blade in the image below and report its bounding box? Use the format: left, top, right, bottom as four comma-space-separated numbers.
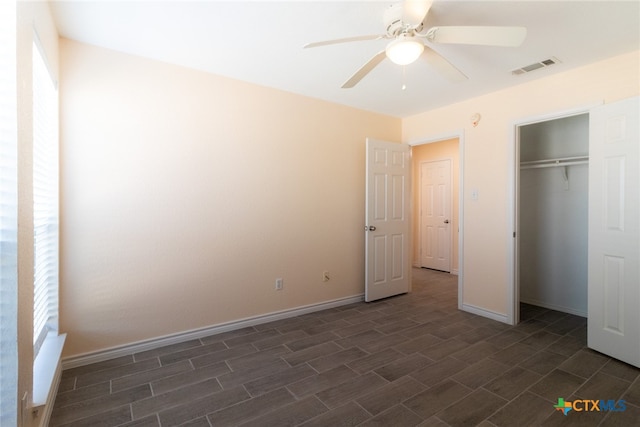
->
304, 34, 385, 49
402, 0, 434, 27
342, 51, 387, 88
426, 26, 527, 47
422, 48, 468, 83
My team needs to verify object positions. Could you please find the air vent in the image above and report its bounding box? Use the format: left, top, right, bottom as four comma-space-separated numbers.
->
511, 57, 560, 75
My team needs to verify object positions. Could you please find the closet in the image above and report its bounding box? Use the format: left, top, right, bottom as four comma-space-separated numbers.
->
518, 113, 589, 317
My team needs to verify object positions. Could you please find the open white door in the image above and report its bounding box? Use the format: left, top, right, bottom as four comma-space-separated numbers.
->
588, 96, 639, 368
365, 138, 410, 302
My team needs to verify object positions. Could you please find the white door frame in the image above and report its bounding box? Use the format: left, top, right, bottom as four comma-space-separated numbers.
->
408, 130, 464, 310
507, 103, 602, 325
419, 158, 453, 272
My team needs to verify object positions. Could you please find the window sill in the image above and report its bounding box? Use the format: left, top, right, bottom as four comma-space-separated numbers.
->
33, 332, 66, 408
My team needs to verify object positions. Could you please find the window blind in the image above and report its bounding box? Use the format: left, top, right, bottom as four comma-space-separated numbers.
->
32, 39, 59, 358
0, 0, 18, 425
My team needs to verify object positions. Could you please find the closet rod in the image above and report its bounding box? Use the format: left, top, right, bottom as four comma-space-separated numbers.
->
520, 160, 588, 170
520, 155, 589, 170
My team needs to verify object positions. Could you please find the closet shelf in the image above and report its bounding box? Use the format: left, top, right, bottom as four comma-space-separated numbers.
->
520, 155, 589, 170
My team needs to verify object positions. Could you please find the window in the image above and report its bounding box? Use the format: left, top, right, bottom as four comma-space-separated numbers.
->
32, 36, 65, 412
0, 1, 18, 425
32, 39, 59, 358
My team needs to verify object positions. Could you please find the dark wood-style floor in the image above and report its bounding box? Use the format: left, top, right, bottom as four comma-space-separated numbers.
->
51, 268, 640, 426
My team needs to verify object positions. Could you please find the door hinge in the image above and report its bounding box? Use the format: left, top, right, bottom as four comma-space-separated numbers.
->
513, 231, 516, 238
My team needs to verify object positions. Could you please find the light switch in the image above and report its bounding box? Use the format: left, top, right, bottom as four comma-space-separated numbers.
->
471, 188, 479, 201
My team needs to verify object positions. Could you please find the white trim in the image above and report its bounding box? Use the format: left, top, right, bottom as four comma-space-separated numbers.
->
461, 303, 509, 324
458, 133, 464, 311
408, 129, 465, 312
407, 131, 462, 147
506, 121, 519, 325
507, 102, 601, 325
510, 103, 602, 128
62, 295, 364, 370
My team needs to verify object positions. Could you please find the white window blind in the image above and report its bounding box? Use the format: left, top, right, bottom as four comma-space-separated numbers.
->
32, 39, 59, 358
0, 0, 18, 425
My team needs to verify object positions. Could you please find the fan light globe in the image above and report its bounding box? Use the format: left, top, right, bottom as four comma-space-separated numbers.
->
386, 35, 424, 65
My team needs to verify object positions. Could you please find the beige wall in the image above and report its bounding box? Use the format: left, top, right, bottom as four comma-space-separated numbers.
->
411, 139, 459, 272
16, 1, 59, 425
58, 38, 639, 356
403, 50, 640, 317
59, 39, 401, 357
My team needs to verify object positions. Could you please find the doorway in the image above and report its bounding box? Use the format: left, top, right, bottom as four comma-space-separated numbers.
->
506, 105, 596, 325
512, 111, 590, 324
411, 138, 460, 275
509, 98, 640, 367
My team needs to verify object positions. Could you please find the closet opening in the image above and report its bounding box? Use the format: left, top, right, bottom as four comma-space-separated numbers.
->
409, 132, 464, 312
515, 113, 589, 323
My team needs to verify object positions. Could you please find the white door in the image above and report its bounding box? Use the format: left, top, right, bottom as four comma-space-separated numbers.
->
365, 138, 410, 302
420, 160, 452, 272
588, 96, 640, 368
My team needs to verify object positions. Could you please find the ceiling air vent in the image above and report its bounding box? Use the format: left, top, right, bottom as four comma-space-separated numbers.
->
512, 57, 560, 75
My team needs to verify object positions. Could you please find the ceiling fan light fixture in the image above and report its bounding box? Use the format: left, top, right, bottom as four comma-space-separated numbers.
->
386, 35, 424, 65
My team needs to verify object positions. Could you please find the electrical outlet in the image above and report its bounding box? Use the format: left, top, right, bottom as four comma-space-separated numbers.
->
275, 278, 283, 290
322, 271, 330, 282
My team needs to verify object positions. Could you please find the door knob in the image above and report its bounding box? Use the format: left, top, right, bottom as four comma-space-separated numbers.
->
368, 226, 376, 231
444, 219, 449, 224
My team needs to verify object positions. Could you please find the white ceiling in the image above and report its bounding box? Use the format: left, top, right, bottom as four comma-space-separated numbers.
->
50, 0, 640, 118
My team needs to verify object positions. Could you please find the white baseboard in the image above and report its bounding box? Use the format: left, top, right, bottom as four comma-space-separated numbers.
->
62, 294, 364, 370
461, 303, 509, 324
520, 297, 587, 318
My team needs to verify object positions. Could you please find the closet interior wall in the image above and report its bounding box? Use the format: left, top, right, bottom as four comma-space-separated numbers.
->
519, 114, 589, 317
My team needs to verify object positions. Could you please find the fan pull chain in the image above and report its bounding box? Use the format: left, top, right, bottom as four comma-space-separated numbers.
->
402, 66, 407, 91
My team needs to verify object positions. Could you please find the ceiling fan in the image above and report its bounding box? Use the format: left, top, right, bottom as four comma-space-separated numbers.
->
304, 0, 527, 88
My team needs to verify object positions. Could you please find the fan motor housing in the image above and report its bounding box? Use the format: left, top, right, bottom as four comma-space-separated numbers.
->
384, 3, 407, 36
384, 3, 423, 36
